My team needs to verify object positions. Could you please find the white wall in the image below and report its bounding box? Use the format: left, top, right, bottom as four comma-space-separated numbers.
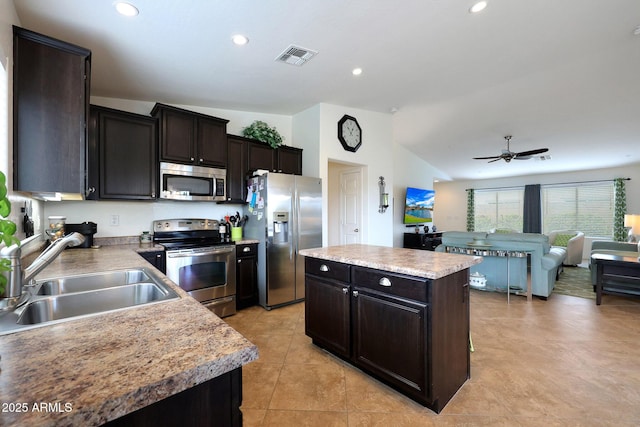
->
91, 97, 293, 144
392, 144, 446, 247
293, 103, 394, 247
434, 163, 640, 253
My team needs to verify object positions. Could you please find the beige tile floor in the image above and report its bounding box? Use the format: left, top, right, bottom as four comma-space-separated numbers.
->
225, 289, 640, 426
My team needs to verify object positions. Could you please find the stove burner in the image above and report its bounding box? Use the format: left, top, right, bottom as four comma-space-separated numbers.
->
152, 218, 226, 249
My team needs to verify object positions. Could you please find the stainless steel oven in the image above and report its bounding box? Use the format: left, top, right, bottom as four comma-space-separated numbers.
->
165, 245, 236, 317
153, 219, 236, 317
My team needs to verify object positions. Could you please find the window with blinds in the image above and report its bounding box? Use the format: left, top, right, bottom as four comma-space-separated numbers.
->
474, 188, 524, 232
541, 182, 614, 237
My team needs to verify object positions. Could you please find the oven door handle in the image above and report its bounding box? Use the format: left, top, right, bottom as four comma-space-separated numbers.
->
167, 248, 234, 258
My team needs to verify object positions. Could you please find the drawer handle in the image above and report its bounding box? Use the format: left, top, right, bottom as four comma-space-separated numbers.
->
342, 287, 348, 294
243, 247, 251, 252
379, 277, 392, 287
320, 264, 329, 272
352, 290, 359, 297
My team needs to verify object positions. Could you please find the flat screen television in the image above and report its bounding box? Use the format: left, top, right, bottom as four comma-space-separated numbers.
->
403, 187, 435, 224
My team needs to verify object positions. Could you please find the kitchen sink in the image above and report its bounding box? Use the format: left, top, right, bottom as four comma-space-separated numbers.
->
0, 268, 180, 335
19, 283, 173, 325
36, 269, 153, 295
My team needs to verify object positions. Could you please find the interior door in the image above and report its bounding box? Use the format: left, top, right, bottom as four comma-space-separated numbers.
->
340, 169, 362, 244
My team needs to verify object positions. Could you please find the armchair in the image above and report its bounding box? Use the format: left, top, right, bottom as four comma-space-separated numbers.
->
547, 230, 585, 266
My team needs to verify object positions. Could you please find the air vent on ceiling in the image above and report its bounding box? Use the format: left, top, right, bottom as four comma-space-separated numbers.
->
275, 45, 318, 66
534, 155, 552, 161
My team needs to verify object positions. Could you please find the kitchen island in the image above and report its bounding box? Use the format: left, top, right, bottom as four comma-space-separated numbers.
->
299, 244, 481, 413
0, 244, 258, 426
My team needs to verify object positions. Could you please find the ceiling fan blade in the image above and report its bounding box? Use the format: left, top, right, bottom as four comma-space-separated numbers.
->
488, 158, 503, 163
473, 155, 501, 160
513, 156, 532, 160
515, 148, 548, 157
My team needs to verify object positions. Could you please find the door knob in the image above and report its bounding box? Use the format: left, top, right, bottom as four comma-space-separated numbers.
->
354, 228, 359, 232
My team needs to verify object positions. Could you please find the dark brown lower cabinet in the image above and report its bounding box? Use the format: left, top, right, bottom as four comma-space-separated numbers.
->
352, 289, 429, 403
304, 258, 470, 413
236, 243, 258, 309
105, 367, 242, 427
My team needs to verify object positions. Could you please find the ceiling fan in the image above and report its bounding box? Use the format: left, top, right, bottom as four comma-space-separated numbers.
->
473, 136, 549, 163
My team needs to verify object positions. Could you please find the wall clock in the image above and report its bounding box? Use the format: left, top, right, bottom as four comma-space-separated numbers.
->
337, 114, 362, 152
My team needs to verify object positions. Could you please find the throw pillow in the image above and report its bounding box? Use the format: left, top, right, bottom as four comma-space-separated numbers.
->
554, 233, 576, 247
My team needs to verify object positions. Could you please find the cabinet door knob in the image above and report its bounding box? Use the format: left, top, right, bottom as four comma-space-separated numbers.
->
352, 290, 359, 297
237, 259, 242, 263
243, 247, 251, 252
190, 157, 195, 161
379, 277, 392, 287
199, 158, 203, 162
342, 287, 348, 294
319, 264, 329, 272
354, 228, 359, 232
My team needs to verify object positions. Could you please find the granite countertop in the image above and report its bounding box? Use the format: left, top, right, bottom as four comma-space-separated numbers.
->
299, 244, 482, 279
0, 244, 258, 427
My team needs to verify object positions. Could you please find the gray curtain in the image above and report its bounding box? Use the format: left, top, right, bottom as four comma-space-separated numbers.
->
523, 184, 541, 233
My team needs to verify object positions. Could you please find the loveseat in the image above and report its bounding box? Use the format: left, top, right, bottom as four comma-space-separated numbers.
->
547, 230, 585, 266
435, 231, 566, 298
589, 240, 639, 284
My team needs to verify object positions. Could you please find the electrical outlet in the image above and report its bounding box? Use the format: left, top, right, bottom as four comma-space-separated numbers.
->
110, 215, 120, 226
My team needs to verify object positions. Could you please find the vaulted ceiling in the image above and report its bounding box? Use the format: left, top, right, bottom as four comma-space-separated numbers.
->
12, 0, 640, 180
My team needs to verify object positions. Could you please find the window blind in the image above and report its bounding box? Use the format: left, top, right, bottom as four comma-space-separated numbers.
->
541, 182, 614, 237
474, 188, 524, 232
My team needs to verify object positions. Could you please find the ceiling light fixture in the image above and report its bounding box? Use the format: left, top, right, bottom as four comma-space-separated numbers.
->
469, 1, 488, 13
231, 34, 249, 46
115, 2, 139, 17
352, 68, 363, 76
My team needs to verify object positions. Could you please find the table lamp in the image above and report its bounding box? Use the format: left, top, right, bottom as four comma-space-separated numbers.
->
624, 213, 640, 244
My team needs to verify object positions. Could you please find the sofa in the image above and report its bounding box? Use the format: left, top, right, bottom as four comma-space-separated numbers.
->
435, 231, 566, 298
547, 230, 585, 266
589, 240, 639, 284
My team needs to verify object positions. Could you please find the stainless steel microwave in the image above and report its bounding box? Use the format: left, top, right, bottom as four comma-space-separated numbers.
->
159, 162, 226, 202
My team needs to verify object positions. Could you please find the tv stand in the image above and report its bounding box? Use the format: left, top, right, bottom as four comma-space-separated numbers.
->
403, 232, 443, 251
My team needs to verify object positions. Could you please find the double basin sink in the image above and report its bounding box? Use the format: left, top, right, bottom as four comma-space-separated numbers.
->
0, 268, 180, 335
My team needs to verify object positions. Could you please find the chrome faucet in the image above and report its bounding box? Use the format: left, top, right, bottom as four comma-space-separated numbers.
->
0, 232, 85, 309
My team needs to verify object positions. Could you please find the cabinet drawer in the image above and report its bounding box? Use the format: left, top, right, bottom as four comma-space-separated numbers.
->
236, 243, 257, 258
352, 266, 428, 302
305, 258, 350, 282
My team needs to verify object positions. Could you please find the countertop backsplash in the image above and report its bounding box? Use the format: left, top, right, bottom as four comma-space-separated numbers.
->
43, 199, 246, 238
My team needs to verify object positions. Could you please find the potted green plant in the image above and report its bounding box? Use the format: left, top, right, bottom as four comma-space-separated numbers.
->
0, 171, 19, 296
242, 120, 284, 149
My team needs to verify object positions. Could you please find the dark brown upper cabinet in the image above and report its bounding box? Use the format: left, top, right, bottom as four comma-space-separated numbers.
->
88, 105, 157, 200
226, 135, 303, 204
246, 139, 302, 175
276, 145, 303, 175
13, 26, 91, 196
151, 103, 229, 168
226, 134, 249, 203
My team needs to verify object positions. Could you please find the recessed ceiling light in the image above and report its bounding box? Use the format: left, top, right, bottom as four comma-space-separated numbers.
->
115, 2, 139, 17
231, 34, 249, 46
469, 1, 487, 13
352, 68, 363, 76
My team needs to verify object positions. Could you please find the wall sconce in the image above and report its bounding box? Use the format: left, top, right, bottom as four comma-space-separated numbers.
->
624, 214, 640, 242
378, 176, 389, 213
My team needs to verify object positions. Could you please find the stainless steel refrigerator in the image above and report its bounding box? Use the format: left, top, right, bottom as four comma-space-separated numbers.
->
244, 173, 322, 310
